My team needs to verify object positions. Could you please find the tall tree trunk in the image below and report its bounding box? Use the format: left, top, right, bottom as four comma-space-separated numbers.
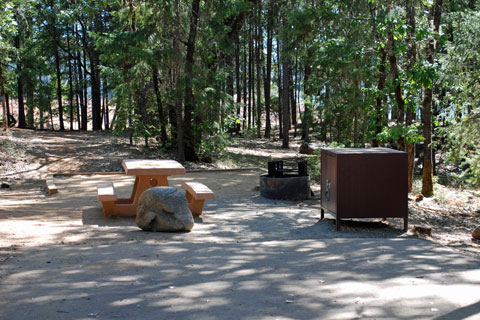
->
387, 17, 405, 151
255, 2, 262, 138
103, 78, 110, 130
369, 3, 387, 147
67, 27, 75, 131
90, 54, 102, 130
372, 48, 387, 147
353, 74, 360, 147
290, 65, 296, 134
302, 64, 312, 141
248, 24, 254, 129
14, 35, 26, 129
26, 81, 34, 129
405, 0, 417, 192
78, 25, 88, 130
83, 15, 102, 131
54, 47, 65, 131
264, 2, 273, 138
183, 0, 200, 161
242, 32, 248, 131
282, 60, 290, 148
0, 65, 7, 132
49, 0, 65, 131
422, 0, 443, 197
175, 72, 184, 161
152, 69, 168, 146
277, 41, 283, 139
74, 49, 81, 130
235, 34, 241, 133
281, 5, 290, 148
6, 94, 11, 124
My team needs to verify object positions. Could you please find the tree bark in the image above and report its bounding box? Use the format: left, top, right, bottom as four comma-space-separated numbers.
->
422, 0, 443, 197
290, 65, 296, 134
369, 3, 387, 147
14, 34, 26, 129
242, 31, 248, 131
79, 25, 89, 130
282, 60, 290, 148
255, 1, 262, 138
405, 0, 417, 192
281, 4, 290, 148
48, 0, 65, 131
263, 2, 273, 138
183, 0, 201, 161
353, 74, 360, 147
90, 52, 102, 131
152, 69, 168, 146
302, 64, 312, 141
67, 27, 75, 130
248, 23, 254, 129
387, 18, 405, 150
74, 48, 81, 130
0, 65, 7, 132
235, 34, 241, 133
277, 40, 283, 139
54, 42, 65, 131
103, 78, 109, 130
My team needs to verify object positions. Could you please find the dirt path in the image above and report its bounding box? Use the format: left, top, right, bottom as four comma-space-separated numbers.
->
1, 128, 479, 256
0, 129, 479, 319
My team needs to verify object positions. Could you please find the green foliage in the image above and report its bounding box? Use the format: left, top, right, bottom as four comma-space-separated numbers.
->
306, 151, 321, 183
376, 123, 425, 145
198, 131, 231, 159
0, 1, 16, 62
224, 114, 242, 131
0, 0, 478, 187
437, 111, 480, 187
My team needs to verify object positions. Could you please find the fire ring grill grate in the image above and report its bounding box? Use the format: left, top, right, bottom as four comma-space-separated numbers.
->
260, 160, 311, 201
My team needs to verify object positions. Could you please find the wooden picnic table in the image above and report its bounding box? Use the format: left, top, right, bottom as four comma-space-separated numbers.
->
98, 159, 186, 216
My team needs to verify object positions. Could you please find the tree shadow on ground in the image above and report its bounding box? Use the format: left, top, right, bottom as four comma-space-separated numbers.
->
1, 235, 479, 320
1, 171, 479, 319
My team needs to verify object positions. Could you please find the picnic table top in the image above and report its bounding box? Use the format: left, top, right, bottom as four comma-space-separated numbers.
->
122, 159, 186, 176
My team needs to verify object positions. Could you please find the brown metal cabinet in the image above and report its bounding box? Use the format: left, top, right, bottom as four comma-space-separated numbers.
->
320, 148, 408, 231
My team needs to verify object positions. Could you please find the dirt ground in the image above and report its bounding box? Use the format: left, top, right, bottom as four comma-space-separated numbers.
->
1, 129, 480, 319
1, 128, 479, 256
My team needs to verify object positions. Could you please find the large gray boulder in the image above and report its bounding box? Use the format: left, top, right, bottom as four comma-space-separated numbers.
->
136, 187, 194, 232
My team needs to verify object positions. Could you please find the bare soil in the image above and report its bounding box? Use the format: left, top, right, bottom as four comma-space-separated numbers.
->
1, 128, 479, 256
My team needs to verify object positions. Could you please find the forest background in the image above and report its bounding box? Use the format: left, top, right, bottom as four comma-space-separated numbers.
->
0, 0, 479, 196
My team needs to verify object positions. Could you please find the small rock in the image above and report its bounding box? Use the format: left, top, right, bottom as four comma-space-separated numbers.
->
1, 182, 10, 189
412, 225, 432, 237
299, 143, 314, 155
472, 227, 480, 240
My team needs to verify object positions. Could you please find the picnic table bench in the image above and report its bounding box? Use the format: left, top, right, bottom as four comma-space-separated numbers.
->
182, 182, 215, 215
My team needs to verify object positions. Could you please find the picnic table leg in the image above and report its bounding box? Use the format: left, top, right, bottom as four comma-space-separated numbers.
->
131, 175, 169, 206
189, 199, 206, 215
116, 176, 140, 204
102, 201, 116, 216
